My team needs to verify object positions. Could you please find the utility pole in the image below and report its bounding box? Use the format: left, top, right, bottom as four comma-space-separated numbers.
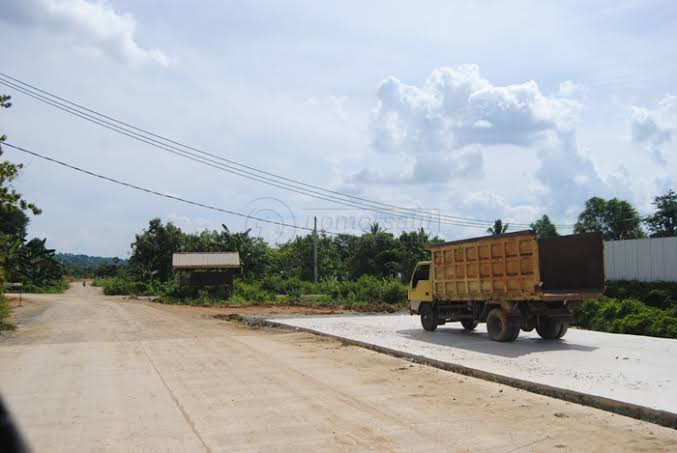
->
313, 216, 318, 283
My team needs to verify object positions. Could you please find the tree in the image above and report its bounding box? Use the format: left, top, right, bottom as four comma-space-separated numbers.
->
181, 225, 271, 280
487, 219, 508, 235
397, 228, 432, 281
530, 215, 559, 239
128, 218, 185, 281
271, 233, 342, 281
369, 222, 383, 234
574, 197, 645, 240
6, 238, 65, 287
349, 229, 399, 278
644, 190, 677, 237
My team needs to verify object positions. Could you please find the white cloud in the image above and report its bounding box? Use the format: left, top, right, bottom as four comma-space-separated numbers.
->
412, 150, 483, 182
364, 65, 606, 215
456, 191, 541, 226
348, 148, 482, 185
369, 65, 584, 187
629, 95, 676, 163
557, 80, 585, 98
535, 135, 606, 216
2, 0, 173, 67
371, 65, 582, 153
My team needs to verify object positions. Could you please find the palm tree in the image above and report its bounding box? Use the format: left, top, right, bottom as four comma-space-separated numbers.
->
487, 219, 509, 235
369, 222, 383, 234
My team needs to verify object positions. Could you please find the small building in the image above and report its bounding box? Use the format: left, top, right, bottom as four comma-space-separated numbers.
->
172, 252, 241, 287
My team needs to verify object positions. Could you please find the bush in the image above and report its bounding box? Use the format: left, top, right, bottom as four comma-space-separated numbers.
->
229, 275, 408, 306
92, 273, 408, 311
576, 296, 677, 339
93, 277, 167, 296
382, 279, 408, 304
605, 280, 677, 309
21, 278, 70, 294
646, 289, 671, 309
232, 280, 274, 303
0, 294, 10, 330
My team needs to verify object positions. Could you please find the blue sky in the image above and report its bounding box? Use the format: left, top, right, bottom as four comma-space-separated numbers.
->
1, 0, 675, 257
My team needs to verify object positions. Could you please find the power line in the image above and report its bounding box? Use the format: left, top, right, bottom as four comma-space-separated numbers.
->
1, 141, 328, 236
0, 71, 508, 226
0, 71, 575, 230
0, 77, 494, 230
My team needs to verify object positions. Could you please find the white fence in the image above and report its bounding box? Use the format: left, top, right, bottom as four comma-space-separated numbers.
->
604, 237, 677, 282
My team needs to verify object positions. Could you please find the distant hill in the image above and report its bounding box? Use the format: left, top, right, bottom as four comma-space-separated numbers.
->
55, 253, 127, 268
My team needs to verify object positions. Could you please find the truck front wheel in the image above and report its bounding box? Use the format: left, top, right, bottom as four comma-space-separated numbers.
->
536, 318, 568, 339
486, 308, 519, 342
420, 303, 438, 331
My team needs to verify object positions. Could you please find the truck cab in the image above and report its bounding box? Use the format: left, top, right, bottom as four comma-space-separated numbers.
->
408, 261, 433, 314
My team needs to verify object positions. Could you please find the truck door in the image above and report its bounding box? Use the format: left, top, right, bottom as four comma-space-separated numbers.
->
409, 263, 433, 309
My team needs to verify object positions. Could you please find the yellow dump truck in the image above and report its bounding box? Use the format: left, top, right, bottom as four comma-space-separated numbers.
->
408, 231, 604, 342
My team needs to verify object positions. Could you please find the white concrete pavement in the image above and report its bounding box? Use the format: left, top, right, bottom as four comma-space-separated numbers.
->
271, 314, 677, 414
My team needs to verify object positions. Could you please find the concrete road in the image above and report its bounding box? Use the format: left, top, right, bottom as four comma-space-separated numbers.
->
273, 314, 677, 414
0, 285, 675, 452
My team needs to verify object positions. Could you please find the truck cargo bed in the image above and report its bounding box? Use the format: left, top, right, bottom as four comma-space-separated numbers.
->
428, 231, 604, 302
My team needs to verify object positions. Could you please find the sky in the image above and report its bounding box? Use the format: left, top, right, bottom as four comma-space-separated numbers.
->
0, 0, 676, 257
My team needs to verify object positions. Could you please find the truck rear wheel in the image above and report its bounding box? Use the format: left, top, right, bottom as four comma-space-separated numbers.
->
486, 308, 519, 342
420, 303, 438, 332
461, 320, 478, 331
536, 318, 568, 339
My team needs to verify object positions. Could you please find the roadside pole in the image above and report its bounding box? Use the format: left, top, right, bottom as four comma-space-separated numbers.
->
313, 216, 318, 283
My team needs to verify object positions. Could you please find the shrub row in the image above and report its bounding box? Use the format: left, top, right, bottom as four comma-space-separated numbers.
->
92, 277, 170, 296
93, 275, 408, 307
21, 278, 70, 294
605, 280, 677, 310
246, 275, 407, 305
576, 297, 677, 339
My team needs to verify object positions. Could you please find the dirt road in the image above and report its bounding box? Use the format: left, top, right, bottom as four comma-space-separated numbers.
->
273, 314, 677, 414
1, 284, 675, 452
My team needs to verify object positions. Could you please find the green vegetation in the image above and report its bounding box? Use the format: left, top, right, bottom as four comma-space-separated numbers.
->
575, 280, 677, 339
56, 253, 127, 278
643, 190, 677, 238
90, 217, 419, 310
604, 280, 677, 309
577, 297, 677, 339
486, 219, 509, 235
530, 215, 559, 239
22, 278, 70, 294
574, 197, 645, 240
93, 274, 408, 311
126, 218, 437, 283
